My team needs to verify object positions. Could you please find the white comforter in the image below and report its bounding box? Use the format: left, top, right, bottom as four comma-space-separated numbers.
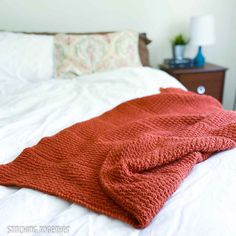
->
0, 67, 236, 236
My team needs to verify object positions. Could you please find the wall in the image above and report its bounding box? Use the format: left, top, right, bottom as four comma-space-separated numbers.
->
0, 0, 235, 109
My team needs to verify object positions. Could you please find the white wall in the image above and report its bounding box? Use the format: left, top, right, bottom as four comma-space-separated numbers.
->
0, 0, 235, 109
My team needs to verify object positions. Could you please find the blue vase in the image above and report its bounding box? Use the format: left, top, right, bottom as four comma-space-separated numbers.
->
194, 46, 205, 67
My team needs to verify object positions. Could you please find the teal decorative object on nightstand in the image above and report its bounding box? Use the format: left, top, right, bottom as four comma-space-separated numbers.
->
194, 46, 205, 67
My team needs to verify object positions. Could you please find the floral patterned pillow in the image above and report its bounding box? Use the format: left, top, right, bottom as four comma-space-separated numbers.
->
54, 31, 142, 78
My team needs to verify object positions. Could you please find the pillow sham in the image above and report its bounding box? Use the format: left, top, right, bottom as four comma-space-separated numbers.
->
54, 30, 142, 78
0, 32, 53, 82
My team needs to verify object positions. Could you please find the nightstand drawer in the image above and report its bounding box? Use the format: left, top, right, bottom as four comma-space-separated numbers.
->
178, 72, 225, 102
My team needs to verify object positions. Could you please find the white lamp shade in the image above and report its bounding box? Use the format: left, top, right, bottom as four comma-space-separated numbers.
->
190, 15, 216, 46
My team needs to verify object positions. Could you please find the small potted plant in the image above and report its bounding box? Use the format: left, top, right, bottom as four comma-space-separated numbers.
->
172, 34, 189, 60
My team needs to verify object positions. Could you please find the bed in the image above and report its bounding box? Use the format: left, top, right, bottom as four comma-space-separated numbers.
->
0, 31, 236, 236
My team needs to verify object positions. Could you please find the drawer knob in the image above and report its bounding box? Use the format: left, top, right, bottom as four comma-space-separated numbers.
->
197, 86, 206, 95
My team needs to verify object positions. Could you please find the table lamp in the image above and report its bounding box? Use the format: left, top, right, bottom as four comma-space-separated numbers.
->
190, 15, 215, 67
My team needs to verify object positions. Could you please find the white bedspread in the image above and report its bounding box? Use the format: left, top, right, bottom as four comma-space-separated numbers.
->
0, 67, 236, 236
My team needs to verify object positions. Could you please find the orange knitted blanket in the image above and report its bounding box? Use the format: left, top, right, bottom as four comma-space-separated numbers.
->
0, 88, 236, 228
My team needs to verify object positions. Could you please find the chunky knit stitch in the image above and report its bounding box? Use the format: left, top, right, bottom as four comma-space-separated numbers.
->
0, 88, 236, 229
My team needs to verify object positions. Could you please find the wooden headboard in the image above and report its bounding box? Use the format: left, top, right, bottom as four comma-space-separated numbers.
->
20, 31, 152, 66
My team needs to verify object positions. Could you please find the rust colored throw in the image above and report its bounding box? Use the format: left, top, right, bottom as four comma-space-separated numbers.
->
0, 88, 236, 228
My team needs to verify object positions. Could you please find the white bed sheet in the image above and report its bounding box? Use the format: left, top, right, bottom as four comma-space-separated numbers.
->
0, 67, 236, 236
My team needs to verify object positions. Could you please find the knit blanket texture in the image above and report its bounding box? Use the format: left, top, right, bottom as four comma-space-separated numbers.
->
0, 88, 235, 228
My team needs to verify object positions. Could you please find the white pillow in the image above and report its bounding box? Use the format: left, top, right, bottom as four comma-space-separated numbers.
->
0, 32, 53, 82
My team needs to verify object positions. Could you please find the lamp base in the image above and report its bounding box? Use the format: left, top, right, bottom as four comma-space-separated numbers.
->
194, 46, 205, 67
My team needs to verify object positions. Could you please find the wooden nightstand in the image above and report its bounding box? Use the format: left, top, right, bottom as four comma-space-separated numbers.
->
159, 63, 227, 103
